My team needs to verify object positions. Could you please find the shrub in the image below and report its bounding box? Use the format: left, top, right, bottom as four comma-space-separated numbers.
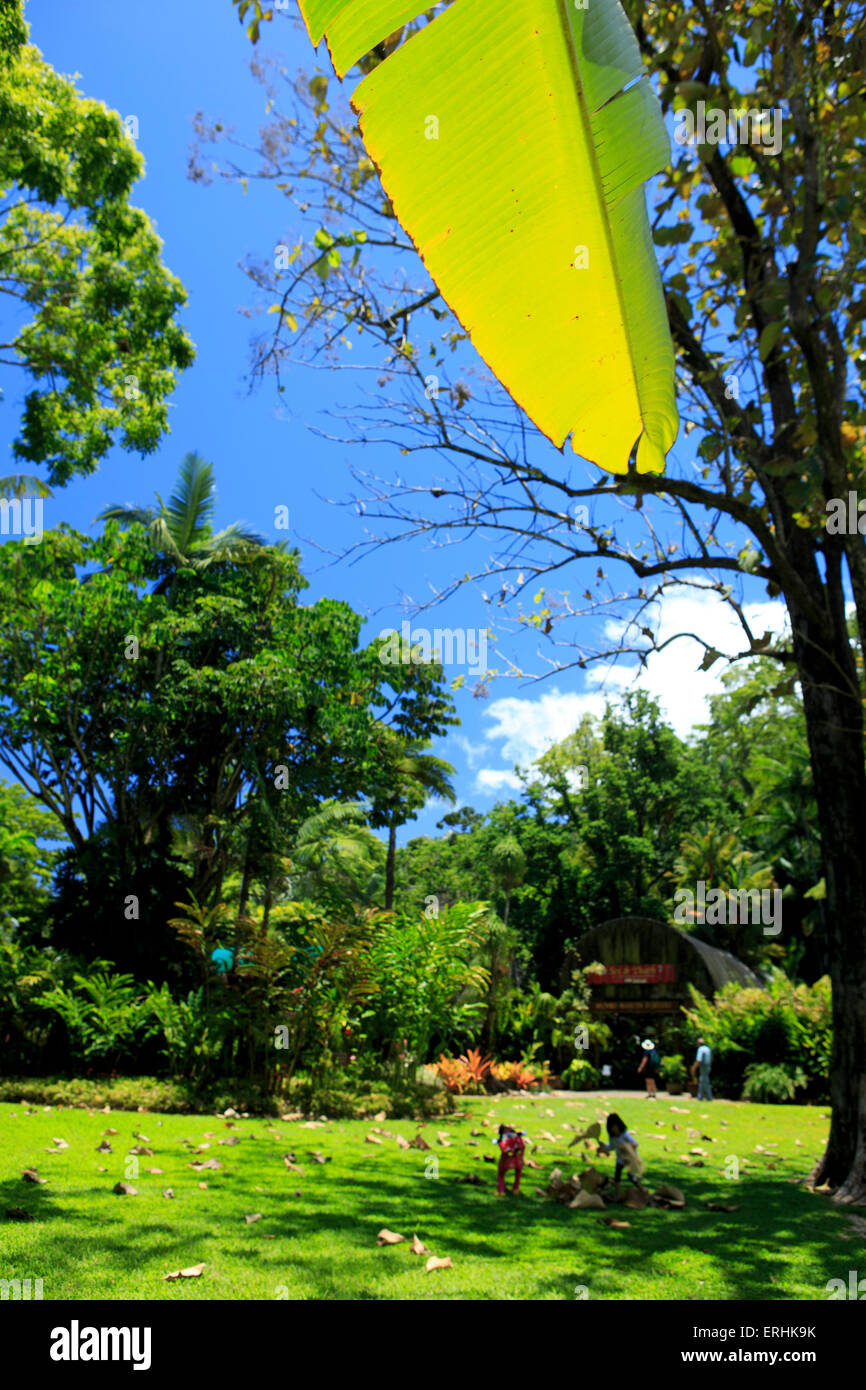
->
742, 1062, 808, 1104
560, 1057, 601, 1090
682, 969, 831, 1101
660, 1054, 687, 1085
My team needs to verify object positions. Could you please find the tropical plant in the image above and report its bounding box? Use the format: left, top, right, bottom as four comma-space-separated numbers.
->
96, 451, 264, 594
660, 1054, 687, 1086
561, 1057, 601, 1092
371, 902, 489, 1076
368, 734, 457, 910
37, 964, 155, 1065
742, 1062, 808, 1105
256, 0, 677, 473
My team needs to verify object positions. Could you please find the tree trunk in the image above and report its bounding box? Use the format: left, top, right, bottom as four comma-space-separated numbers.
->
385, 820, 397, 911
789, 587, 866, 1203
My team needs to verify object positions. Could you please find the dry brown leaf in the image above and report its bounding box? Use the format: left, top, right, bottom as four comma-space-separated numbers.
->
244, 1213, 263, 1224
102, 1128, 118, 1136
197, 1181, 208, 1189
113, 1182, 137, 1195
411, 1135, 431, 1151
50, 1137, 69, 1149
410, 1234, 429, 1255
706, 1202, 740, 1212
599, 1218, 631, 1228
365, 1134, 383, 1145
21, 1169, 46, 1184
220, 1136, 241, 1146
395, 1134, 410, 1149
376, 1228, 405, 1246
455, 1173, 484, 1185
162, 1189, 174, 1199
373, 1111, 387, 1122
163, 1263, 205, 1281
425, 1256, 453, 1273
145, 1167, 164, 1175
569, 1190, 605, 1210
129, 1145, 154, 1156
311, 1152, 330, 1164
437, 1136, 452, 1147
96, 1141, 113, 1153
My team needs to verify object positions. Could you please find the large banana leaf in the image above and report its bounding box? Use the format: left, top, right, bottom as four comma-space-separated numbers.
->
296, 0, 678, 474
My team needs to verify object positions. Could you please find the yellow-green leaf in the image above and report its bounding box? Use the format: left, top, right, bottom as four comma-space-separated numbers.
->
295, 0, 678, 475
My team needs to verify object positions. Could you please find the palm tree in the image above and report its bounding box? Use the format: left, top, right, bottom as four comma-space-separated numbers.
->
369, 735, 456, 911
96, 451, 264, 593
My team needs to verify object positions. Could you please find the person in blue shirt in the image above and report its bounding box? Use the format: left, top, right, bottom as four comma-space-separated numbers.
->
597, 1112, 646, 1200
692, 1036, 713, 1100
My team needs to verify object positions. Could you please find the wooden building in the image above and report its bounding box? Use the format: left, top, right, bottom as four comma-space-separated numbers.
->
563, 915, 762, 1017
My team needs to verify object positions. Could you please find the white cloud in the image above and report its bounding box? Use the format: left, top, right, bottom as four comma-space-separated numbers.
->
589, 591, 789, 739
475, 768, 523, 792
471, 589, 788, 788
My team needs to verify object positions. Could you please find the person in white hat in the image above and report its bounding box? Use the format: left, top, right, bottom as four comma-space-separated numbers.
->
636, 1037, 660, 1098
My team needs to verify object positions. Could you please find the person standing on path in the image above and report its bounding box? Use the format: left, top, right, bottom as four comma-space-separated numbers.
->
636, 1038, 659, 1098
692, 1036, 713, 1100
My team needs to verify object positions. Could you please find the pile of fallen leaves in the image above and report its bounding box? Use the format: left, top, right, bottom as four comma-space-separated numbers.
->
537, 1164, 687, 1214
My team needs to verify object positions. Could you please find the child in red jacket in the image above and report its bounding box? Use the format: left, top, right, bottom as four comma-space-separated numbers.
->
495, 1124, 526, 1195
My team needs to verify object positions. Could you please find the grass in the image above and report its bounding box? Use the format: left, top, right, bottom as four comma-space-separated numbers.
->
0, 1092, 854, 1300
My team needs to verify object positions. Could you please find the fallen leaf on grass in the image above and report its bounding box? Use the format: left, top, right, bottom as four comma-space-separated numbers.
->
198, 1182, 208, 1190
50, 1137, 69, 1149
395, 1134, 410, 1150
145, 1167, 164, 1175
568, 1122, 601, 1147
437, 1136, 452, 1147
525, 1157, 541, 1169
21, 1169, 46, 1184
689, 1148, 707, 1156
113, 1182, 137, 1196
373, 1111, 387, 1122
244, 1213, 262, 1224
96, 1142, 113, 1153
311, 1152, 330, 1164
365, 1134, 383, 1145
483, 1154, 497, 1163
189, 1159, 223, 1171
220, 1136, 241, 1146
96, 1166, 107, 1173
299, 1121, 324, 1129
162, 1189, 174, 1199
280, 1111, 303, 1122
410, 1234, 429, 1255
129, 1145, 154, 1156
164, 1263, 205, 1281
102, 1128, 118, 1136
455, 1173, 484, 1185
599, 1218, 631, 1228
410, 1135, 431, 1151
425, 1256, 453, 1273
376, 1229, 405, 1245
706, 1203, 740, 1212
653, 1185, 686, 1209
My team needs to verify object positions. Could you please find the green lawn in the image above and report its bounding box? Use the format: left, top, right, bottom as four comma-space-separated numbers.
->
0, 1093, 854, 1300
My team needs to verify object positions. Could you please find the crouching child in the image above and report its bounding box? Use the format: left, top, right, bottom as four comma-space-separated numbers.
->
494, 1124, 526, 1196
597, 1113, 646, 1200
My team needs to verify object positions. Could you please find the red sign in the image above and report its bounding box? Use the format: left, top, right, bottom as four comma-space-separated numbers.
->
587, 963, 676, 985
592, 999, 678, 1013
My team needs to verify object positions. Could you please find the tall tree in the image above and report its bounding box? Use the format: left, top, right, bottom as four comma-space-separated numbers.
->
218, 0, 866, 1201
368, 733, 456, 911
0, 0, 193, 492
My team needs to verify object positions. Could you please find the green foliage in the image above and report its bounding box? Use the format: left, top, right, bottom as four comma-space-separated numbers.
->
37, 964, 154, 1065
560, 1057, 601, 1091
742, 1062, 808, 1105
683, 970, 832, 1100
660, 1054, 687, 1085
0, 781, 62, 937
370, 902, 490, 1070
0, 2, 194, 483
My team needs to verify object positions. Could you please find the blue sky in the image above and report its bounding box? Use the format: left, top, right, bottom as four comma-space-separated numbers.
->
4, 1, 786, 841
